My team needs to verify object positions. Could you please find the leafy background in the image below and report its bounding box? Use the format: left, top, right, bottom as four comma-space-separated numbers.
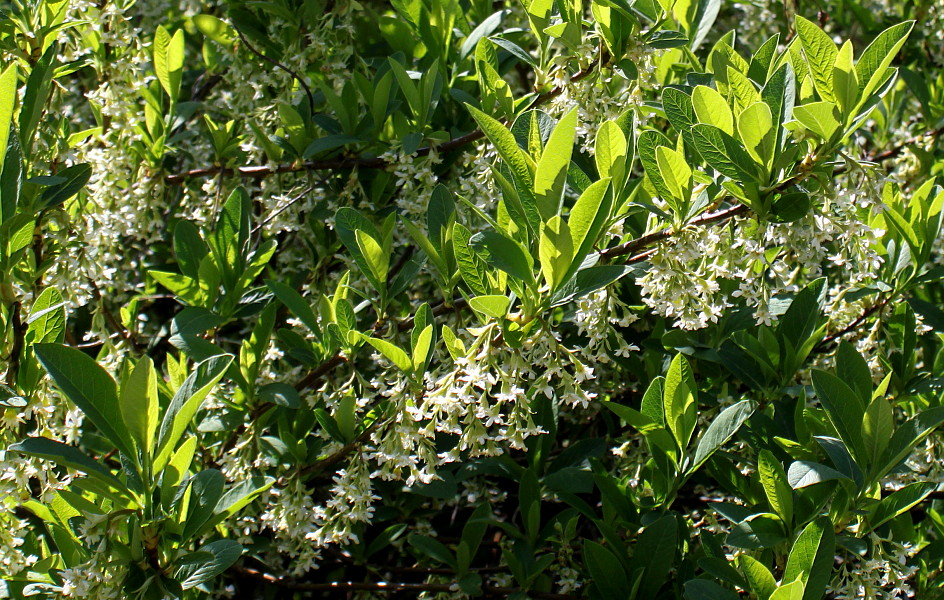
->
1, 0, 944, 598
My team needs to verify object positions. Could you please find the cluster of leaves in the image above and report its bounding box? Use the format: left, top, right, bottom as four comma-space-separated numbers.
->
2, 0, 944, 598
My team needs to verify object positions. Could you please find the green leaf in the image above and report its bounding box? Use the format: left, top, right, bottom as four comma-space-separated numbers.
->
355, 229, 390, 288
534, 108, 577, 220
27, 287, 66, 344
638, 129, 676, 201
769, 580, 806, 600
783, 517, 834, 600
266, 279, 319, 334
162, 436, 197, 493
758, 450, 793, 524
855, 21, 914, 106
664, 354, 697, 451
33, 344, 134, 458
749, 34, 780, 83
550, 264, 633, 307
662, 87, 696, 135
427, 184, 456, 253
655, 145, 692, 205
0, 63, 18, 178
878, 407, 944, 479
727, 513, 786, 549
39, 164, 92, 209
584, 540, 629, 597
689, 400, 753, 473
812, 369, 866, 462
595, 121, 627, 186
336, 208, 387, 292
648, 30, 689, 48
868, 482, 936, 531
154, 355, 233, 472
177, 540, 243, 589
566, 178, 612, 282
793, 101, 842, 142
303, 135, 363, 159
410, 534, 458, 569
469, 230, 534, 284
634, 515, 678, 598
0, 133, 22, 224
212, 187, 250, 287
154, 26, 185, 99
787, 460, 850, 489
642, 376, 666, 427
738, 555, 777, 600
689, 0, 721, 50
467, 104, 536, 213
402, 217, 444, 276
200, 476, 274, 537
861, 396, 893, 469
737, 101, 775, 172
795, 15, 838, 102
727, 67, 762, 112
119, 356, 159, 456
692, 85, 734, 135
469, 296, 511, 319
833, 343, 872, 408
193, 14, 236, 45
454, 223, 489, 295
883, 201, 921, 253
761, 62, 795, 155
412, 325, 433, 372
832, 40, 858, 118
9, 437, 131, 500
259, 383, 300, 409
182, 469, 225, 541
708, 35, 749, 96
174, 221, 209, 280
539, 216, 573, 290
363, 336, 412, 372
691, 124, 759, 182
776, 278, 825, 351
441, 325, 466, 360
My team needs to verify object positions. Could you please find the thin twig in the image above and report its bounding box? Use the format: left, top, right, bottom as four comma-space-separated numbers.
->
814, 297, 889, 352
289, 423, 379, 484
601, 204, 751, 259
294, 353, 349, 392
235, 28, 314, 109
866, 125, 944, 163
250, 182, 318, 235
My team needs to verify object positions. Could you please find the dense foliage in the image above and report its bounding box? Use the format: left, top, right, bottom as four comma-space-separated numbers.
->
2, 0, 944, 597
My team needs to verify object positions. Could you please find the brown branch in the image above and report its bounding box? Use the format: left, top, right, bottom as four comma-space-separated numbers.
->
601, 158, 827, 262
165, 53, 606, 183
234, 28, 314, 110
866, 125, 944, 163
294, 352, 349, 392
289, 426, 374, 484
814, 296, 890, 352
601, 204, 751, 259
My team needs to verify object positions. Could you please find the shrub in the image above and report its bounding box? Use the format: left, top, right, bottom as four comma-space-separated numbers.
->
1, 0, 944, 598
